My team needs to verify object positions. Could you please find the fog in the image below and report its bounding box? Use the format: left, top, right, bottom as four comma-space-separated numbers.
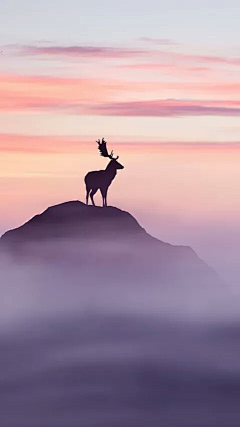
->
0, 238, 240, 427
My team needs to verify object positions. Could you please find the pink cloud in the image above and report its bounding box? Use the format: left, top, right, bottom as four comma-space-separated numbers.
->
86, 99, 240, 117
119, 63, 209, 71
2, 74, 240, 117
12, 45, 148, 59
0, 134, 92, 153
3, 73, 240, 96
1, 133, 240, 154
151, 50, 240, 67
6, 43, 240, 68
0, 74, 168, 111
117, 63, 211, 78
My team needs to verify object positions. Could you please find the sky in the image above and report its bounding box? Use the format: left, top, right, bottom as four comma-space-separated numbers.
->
1, 0, 240, 281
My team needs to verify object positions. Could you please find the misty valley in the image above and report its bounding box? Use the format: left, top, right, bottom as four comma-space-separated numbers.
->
0, 201, 239, 426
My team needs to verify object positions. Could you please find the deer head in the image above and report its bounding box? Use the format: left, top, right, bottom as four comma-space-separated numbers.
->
96, 138, 124, 169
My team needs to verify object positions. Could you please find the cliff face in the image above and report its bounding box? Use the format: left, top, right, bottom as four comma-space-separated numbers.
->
0, 201, 220, 286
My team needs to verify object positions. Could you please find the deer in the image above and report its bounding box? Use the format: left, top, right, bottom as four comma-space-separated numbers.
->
84, 138, 124, 207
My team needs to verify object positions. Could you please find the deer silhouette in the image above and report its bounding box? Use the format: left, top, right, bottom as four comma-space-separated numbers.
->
84, 138, 124, 207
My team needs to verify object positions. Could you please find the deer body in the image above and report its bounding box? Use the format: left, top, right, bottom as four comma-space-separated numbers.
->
85, 157, 124, 207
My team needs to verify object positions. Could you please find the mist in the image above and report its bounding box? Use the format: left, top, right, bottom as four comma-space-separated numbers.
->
1, 234, 240, 427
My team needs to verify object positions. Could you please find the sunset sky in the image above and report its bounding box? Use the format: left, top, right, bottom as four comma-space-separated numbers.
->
1, 0, 240, 281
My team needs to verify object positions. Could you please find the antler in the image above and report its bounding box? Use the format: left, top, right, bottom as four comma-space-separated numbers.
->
96, 138, 119, 160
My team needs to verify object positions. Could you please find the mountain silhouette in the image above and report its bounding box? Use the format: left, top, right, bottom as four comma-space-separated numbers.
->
0, 201, 221, 287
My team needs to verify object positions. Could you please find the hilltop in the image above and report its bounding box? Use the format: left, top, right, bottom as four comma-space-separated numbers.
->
0, 201, 220, 287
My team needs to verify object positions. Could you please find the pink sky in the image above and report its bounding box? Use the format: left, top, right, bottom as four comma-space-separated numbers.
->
1, 39, 240, 281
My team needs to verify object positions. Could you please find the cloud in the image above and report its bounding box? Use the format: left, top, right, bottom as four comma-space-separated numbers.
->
0, 74, 161, 111
3, 94, 240, 118
2, 132, 240, 156
12, 45, 148, 59
5, 43, 240, 68
151, 50, 240, 67
86, 99, 240, 118
117, 62, 211, 77
0, 134, 92, 153
2, 74, 240, 118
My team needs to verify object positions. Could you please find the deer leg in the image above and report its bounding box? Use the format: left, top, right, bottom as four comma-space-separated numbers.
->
100, 188, 108, 207
105, 188, 108, 207
100, 188, 105, 207
90, 188, 97, 206
86, 187, 90, 205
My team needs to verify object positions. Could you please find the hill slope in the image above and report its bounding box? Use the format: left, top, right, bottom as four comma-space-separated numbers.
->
0, 201, 220, 286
